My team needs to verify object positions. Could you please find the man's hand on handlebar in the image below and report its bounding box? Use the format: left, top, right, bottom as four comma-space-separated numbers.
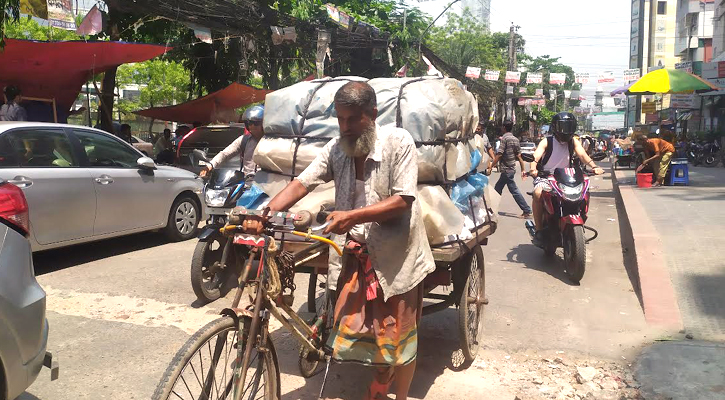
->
199, 165, 212, 178
241, 216, 267, 235
324, 210, 358, 235
528, 169, 539, 179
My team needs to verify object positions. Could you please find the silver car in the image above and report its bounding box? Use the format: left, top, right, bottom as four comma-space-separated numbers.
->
0, 122, 203, 251
0, 179, 58, 399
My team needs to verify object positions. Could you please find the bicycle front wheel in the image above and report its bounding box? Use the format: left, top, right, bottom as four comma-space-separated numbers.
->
153, 316, 280, 400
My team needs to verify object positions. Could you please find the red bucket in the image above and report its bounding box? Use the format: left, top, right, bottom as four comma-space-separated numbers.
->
636, 173, 653, 188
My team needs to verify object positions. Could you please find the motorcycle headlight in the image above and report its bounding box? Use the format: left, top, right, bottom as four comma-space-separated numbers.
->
560, 184, 584, 201
205, 188, 230, 207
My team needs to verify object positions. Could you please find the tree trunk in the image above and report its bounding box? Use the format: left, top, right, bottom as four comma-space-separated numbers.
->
99, 9, 121, 134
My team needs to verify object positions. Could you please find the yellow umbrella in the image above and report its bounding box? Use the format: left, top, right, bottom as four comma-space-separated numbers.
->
627, 68, 720, 95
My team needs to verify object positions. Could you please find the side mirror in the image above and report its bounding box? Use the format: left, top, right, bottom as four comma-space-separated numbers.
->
137, 156, 157, 169
521, 153, 535, 162
591, 152, 608, 161
192, 149, 210, 162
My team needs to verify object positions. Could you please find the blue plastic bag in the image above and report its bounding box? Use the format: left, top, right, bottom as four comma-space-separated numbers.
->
236, 184, 269, 209
467, 173, 489, 197
469, 150, 482, 173
450, 180, 476, 214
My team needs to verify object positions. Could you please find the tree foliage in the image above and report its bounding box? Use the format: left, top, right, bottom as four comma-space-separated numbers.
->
0, 0, 20, 46
116, 60, 190, 114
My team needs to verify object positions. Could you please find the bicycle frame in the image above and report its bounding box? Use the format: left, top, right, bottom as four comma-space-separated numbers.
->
223, 225, 342, 400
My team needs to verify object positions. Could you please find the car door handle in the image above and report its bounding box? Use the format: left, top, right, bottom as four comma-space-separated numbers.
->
94, 175, 114, 185
8, 176, 33, 188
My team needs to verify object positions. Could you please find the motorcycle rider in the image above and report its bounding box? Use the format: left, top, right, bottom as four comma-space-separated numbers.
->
200, 105, 264, 178
528, 112, 604, 245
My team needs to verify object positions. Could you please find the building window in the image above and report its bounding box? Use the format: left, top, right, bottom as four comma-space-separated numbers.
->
657, 1, 666, 15
655, 37, 666, 53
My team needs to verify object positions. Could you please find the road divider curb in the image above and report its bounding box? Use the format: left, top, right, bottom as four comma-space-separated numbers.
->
612, 170, 683, 330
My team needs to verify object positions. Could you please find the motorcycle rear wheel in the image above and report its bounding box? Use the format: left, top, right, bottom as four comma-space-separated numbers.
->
563, 225, 586, 283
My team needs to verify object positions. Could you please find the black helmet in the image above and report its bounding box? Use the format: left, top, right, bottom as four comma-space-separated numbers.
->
551, 112, 577, 142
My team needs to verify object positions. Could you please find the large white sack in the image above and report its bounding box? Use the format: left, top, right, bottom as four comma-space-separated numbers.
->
417, 185, 466, 245
256, 76, 479, 183
263, 76, 367, 138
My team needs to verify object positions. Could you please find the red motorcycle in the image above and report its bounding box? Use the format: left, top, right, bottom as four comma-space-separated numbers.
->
522, 152, 606, 283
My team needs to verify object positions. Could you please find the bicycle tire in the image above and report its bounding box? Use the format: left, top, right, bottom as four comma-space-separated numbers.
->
153, 316, 280, 400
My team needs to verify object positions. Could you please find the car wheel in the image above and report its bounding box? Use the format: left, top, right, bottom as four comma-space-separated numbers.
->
165, 195, 199, 241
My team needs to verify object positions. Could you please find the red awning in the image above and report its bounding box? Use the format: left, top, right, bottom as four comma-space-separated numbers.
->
0, 39, 170, 112
134, 83, 272, 124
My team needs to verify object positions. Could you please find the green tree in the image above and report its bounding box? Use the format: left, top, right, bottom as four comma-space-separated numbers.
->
116, 60, 190, 133
1, 0, 20, 46
5, 15, 80, 41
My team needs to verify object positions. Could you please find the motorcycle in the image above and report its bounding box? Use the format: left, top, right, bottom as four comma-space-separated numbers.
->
190, 149, 250, 303
521, 152, 607, 283
695, 140, 721, 167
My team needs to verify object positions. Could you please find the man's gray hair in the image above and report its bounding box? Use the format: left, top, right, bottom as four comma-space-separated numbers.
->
334, 81, 377, 114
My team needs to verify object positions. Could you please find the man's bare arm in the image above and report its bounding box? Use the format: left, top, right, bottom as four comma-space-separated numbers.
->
267, 180, 309, 212
324, 195, 412, 235
573, 138, 604, 174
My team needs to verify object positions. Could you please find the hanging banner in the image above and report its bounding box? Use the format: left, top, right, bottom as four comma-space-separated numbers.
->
570, 90, 580, 99
598, 71, 615, 83
395, 64, 408, 78
506, 85, 514, 95
549, 90, 557, 100
422, 55, 442, 77
535, 88, 544, 98
76, 4, 103, 36
564, 90, 572, 99
465, 66, 481, 79
47, 0, 76, 30
579, 95, 586, 101
526, 72, 543, 84
532, 99, 546, 106
575, 73, 590, 84
20, 0, 48, 19
505, 71, 521, 84
675, 61, 693, 73
623, 68, 640, 83
485, 70, 500, 81
519, 87, 527, 94
316, 30, 331, 79
518, 98, 528, 106
550, 73, 566, 85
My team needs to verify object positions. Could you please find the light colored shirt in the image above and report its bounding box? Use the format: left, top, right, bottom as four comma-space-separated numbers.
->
297, 124, 436, 301
349, 180, 367, 243
210, 134, 260, 176
153, 136, 172, 157
0, 103, 27, 121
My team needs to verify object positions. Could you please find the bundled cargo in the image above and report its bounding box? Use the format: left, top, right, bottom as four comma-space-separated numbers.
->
256, 76, 479, 183
252, 76, 498, 246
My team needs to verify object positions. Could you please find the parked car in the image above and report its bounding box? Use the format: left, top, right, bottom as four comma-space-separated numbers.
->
0, 179, 58, 399
176, 125, 244, 174
130, 135, 154, 156
521, 141, 536, 156
0, 122, 204, 251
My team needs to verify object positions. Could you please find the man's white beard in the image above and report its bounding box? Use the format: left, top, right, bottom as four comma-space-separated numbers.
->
340, 124, 376, 157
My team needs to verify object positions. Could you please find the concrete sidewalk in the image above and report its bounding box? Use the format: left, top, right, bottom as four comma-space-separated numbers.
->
613, 164, 725, 340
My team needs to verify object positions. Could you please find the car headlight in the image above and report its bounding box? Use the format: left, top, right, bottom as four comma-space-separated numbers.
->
205, 188, 230, 207
560, 184, 584, 201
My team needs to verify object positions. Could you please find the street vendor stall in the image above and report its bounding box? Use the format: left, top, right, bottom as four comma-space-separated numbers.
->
0, 38, 170, 122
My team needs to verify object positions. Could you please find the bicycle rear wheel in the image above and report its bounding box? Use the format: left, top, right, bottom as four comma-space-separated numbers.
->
153, 316, 280, 400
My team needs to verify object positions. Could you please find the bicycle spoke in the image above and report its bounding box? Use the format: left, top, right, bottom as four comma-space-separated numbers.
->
180, 375, 195, 399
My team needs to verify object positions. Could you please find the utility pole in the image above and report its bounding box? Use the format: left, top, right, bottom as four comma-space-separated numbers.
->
505, 22, 520, 121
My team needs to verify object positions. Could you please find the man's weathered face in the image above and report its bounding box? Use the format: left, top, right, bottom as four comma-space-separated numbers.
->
336, 104, 377, 157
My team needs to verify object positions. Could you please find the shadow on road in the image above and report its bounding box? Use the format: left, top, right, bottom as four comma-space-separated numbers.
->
16, 393, 41, 400
504, 244, 577, 286
32, 232, 176, 276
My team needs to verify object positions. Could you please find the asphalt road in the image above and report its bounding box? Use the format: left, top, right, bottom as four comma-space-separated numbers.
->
21, 162, 655, 399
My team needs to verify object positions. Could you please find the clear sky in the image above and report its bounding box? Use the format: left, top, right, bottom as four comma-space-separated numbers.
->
416, 0, 631, 105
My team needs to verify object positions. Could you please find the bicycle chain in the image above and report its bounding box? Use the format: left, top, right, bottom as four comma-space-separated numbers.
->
263, 238, 296, 298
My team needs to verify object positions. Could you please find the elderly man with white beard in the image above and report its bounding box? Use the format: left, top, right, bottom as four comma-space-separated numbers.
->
244, 81, 435, 399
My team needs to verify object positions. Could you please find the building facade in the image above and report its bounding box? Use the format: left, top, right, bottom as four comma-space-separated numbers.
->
461, 0, 491, 30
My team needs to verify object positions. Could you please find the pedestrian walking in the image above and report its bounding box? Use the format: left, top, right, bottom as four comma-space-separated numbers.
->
488, 120, 532, 219
0, 85, 27, 122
